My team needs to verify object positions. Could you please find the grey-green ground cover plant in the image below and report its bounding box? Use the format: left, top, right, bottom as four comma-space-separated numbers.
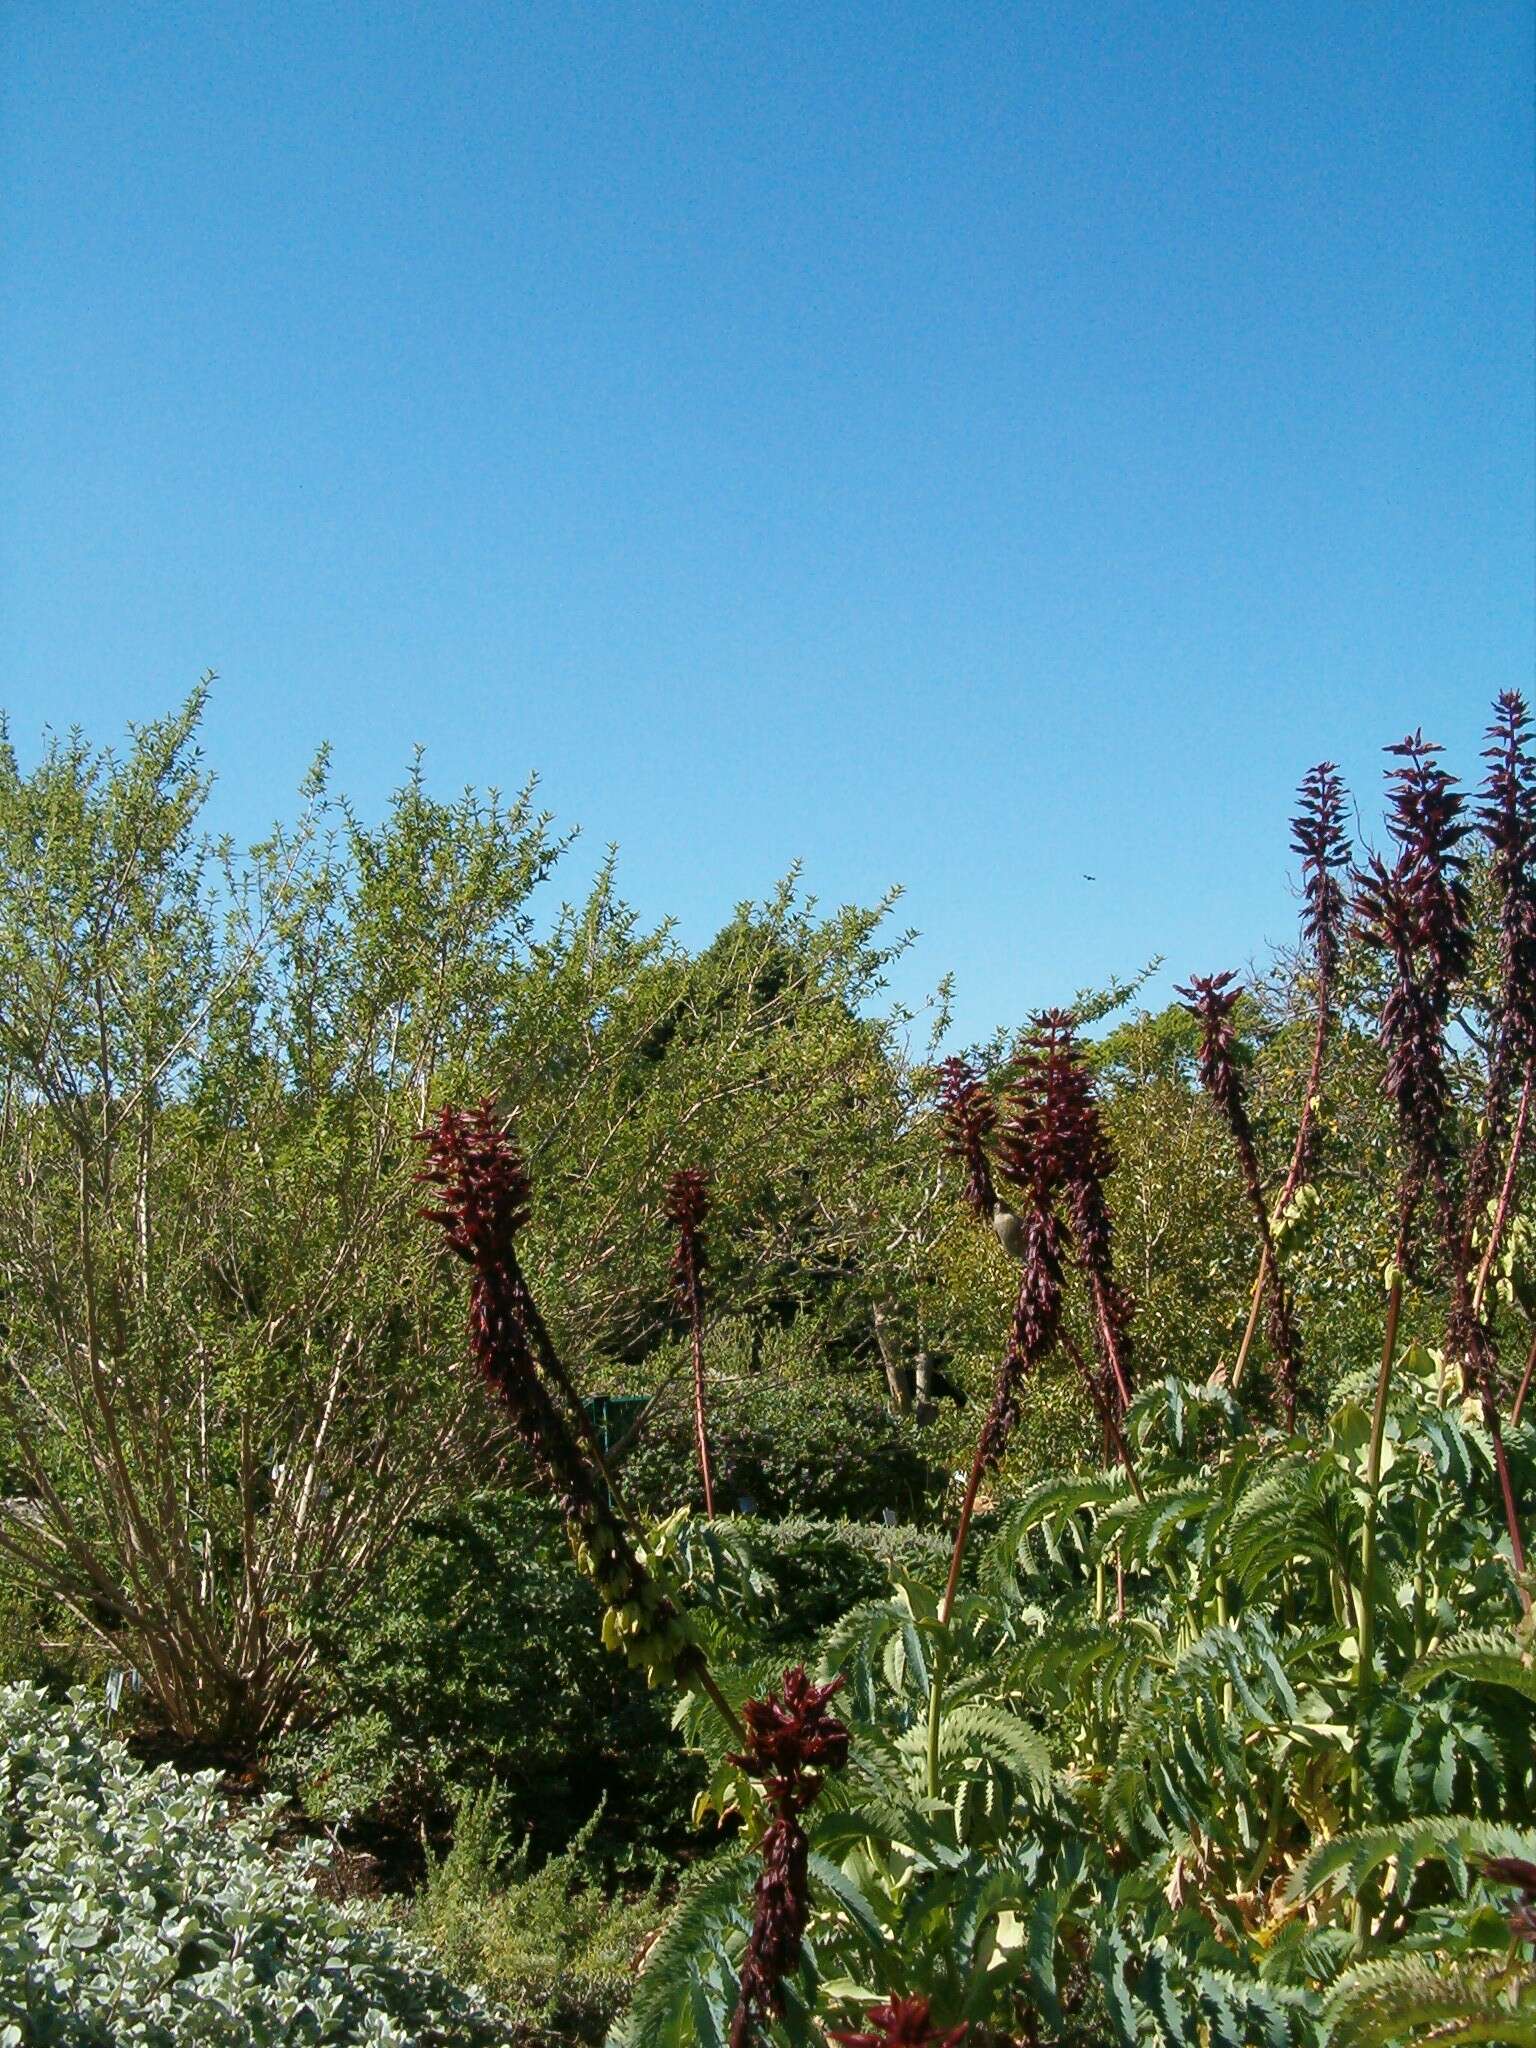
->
0, 1682, 513, 2045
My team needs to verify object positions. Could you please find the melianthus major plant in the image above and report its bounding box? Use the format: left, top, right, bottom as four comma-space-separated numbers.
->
425, 695, 1536, 2048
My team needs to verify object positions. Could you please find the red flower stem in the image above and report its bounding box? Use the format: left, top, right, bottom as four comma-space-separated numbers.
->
1230, 1257, 1267, 1393
686, 1262, 717, 1520
1473, 1060, 1535, 1325
1061, 1326, 1143, 1502
939, 1448, 985, 1631
1512, 1326, 1536, 1430
1487, 1391, 1531, 1606
512, 1273, 642, 1532
1088, 1273, 1134, 1415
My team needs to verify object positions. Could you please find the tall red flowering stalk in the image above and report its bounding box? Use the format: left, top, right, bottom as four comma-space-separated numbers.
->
728, 1668, 850, 2048
1354, 733, 1472, 1263
922, 1036, 1080, 1795
417, 1102, 617, 1524
667, 1167, 716, 1520
416, 1102, 744, 1729
1229, 766, 1351, 1394
830, 1997, 968, 2047
1285, 762, 1353, 1191
1356, 730, 1527, 1628
967, 1067, 1070, 1482
939, 1024, 1140, 1498
1468, 694, 1536, 1323
1010, 1010, 1136, 1422
1177, 973, 1302, 1430
937, 1055, 998, 1221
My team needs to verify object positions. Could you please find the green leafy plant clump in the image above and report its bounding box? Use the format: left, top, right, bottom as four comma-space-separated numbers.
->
0, 1682, 514, 2046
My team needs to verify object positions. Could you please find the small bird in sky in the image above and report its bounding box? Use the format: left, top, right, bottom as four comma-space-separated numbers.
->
1082, 874, 1097, 882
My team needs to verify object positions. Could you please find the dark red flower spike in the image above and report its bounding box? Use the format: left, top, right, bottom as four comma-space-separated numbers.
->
728, 1668, 849, 2048
1177, 975, 1302, 1429
937, 1056, 998, 1221
829, 1997, 969, 2048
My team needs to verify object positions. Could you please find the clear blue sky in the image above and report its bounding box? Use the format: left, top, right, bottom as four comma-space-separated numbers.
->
2, 3, 1531, 1042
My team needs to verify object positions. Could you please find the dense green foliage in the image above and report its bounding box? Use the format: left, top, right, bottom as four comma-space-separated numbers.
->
0, 695, 940, 1750
613, 1337, 949, 1523
6, 692, 1536, 2046
273, 1494, 700, 1867
412, 1793, 663, 2045
630, 1359, 1536, 2046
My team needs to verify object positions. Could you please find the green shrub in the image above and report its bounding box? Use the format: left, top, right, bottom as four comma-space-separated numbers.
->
0, 1683, 511, 2045
726, 1515, 952, 1645
615, 1343, 947, 1522
413, 1790, 662, 2045
0, 1565, 58, 1688
281, 1493, 702, 1867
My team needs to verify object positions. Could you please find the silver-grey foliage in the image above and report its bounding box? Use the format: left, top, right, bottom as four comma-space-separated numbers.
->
0, 1684, 514, 2046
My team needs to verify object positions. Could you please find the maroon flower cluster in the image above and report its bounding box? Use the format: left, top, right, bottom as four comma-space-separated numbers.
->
1282, 763, 1353, 1196
417, 1102, 694, 1661
1477, 1853, 1536, 1946
417, 1102, 596, 1520
1355, 733, 1472, 1242
731, 1664, 850, 1805
1353, 725, 1528, 1596
1177, 972, 1247, 1123
829, 1997, 968, 2048
963, 1033, 1088, 1473
995, 1011, 1092, 1205
1473, 693, 1536, 1195
418, 1099, 534, 1266
666, 1166, 711, 1306
728, 1668, 849, 2048
1290, 761, 1351, 989
1177, 974, 1301, 1428
937, 1056, 998, 1220
1002, 1011, 1134, 1420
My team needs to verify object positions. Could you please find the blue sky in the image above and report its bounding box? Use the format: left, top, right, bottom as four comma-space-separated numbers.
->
2, 3, 1531, 1043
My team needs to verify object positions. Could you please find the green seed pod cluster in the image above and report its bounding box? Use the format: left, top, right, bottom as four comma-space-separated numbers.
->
568, 1507, 700, 1690
1269, 1180, 1320, 1251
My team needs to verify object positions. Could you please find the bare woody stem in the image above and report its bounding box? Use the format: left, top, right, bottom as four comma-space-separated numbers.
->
939, 1447, 986, 1632
693, 1663, 745, 1748
1488, 1398, 1530, 1602
1230, 1259, 1267, 1394
1086, 1275, 1134, 1417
